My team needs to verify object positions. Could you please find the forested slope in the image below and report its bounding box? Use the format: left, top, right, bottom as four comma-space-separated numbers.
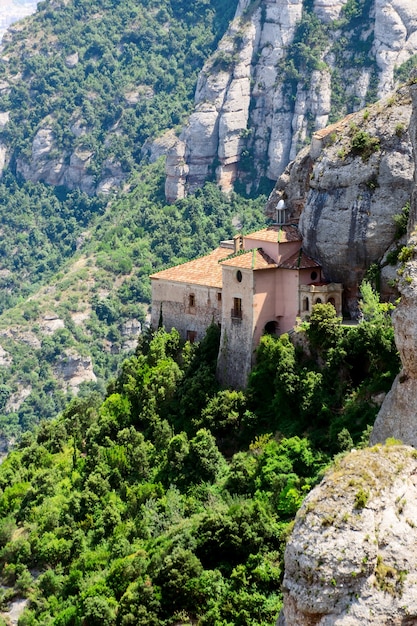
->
1, 0, 237, 185
0, 0, 271, 436
0, 295, 399, 625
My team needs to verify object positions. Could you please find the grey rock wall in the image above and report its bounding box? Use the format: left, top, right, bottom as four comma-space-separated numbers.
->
166, 0, 417, 202
371, 82, 417, 447
280, 444, 417, 625
274, 87, 413, 314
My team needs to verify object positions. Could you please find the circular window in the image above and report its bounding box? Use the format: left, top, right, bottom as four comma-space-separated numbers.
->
311, 271, 318, 281
236, 270, 242, 283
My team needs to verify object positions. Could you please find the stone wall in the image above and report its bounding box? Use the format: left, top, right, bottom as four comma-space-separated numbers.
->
217, 265, 255, 388
151, 279, 222, 342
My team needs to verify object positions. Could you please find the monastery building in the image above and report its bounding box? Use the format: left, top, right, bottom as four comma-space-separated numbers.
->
150, 223, 342, 388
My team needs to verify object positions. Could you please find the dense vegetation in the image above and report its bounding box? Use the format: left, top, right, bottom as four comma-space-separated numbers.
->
1, 0, 238, 178
0, 0, 276, 437
0, 286, 400, 625
0, 164, 267, 438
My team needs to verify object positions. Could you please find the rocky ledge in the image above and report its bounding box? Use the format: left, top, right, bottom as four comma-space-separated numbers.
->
280, 444, 417, 625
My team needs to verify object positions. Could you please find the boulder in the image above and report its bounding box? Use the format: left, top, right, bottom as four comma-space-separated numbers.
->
281, 444, 417, 625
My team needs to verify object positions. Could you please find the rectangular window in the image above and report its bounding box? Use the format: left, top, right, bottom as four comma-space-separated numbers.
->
231, 297, 242, 319
188, 294, 195, 309
186, 330, 197, 343
217, 292, 222, 302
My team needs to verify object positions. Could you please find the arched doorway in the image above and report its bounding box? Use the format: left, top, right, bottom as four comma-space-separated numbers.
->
264, 320, 279, 335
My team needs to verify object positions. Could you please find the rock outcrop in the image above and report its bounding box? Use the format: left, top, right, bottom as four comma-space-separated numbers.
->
280, 444, 417, 625
15, 126, 125, 195
371, 82, 417, 447
166, 0, 417, 201
54, 350, 97, 394
272, 87, 413, 314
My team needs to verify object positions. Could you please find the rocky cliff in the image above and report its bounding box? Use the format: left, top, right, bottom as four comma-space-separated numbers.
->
371, 81, 417, 447
280, 79, 417, 624
272, 85, 413, 314
280, 444, 417, 625
166, 0, 417, 202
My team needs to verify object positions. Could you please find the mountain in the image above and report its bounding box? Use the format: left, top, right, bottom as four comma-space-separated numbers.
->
0, 0, 238, 194
0, 0, 412, 438
165, 0, 417, 200
0, 1, 413, 621
1, 1, 417, 201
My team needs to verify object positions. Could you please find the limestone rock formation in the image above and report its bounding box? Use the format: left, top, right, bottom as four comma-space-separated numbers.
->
280, 444, 417, 625
166, 0, 417, 201
273, 87, 413, 314
54, 350, 97, 394
15, 126, 125, 195
371, 82, 417, 446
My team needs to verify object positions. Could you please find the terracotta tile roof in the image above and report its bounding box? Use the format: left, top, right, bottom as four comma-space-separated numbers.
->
244, 224, 302, 244
279, 249, 321, 270
149, 247, 228, 288
313, 113, 356, 140
220, 248, 278, 270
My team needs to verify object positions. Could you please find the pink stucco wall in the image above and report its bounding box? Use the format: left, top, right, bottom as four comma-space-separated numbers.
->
243, 238, 301, 264
252, 270, 277, 347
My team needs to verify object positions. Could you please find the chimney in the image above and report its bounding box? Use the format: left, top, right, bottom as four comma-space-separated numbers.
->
233, 234, 243, 253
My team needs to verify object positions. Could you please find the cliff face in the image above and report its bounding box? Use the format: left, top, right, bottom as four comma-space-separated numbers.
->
166, 0, 417, 201
272, 86, 413, 314
280, 444, 417, 625
371, 82, 417, 447
280, 80, 417, 623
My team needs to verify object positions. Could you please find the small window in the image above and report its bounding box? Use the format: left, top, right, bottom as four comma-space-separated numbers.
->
311, 271, 318, 281
189, 294, 195, 308
232, 297, 242, 319
328, 297, 336, 308
303, 297, 309, 312
315, 297, 322, 304
217, 292, 222, 302
236, 270, 242, 283
186, 330, 197, 343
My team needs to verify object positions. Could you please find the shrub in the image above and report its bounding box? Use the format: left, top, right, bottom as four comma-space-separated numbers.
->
350, 130, 380, 160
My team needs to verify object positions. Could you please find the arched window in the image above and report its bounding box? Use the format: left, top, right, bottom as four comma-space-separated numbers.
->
315, 297, 322, 304
327, 297, 336, 308
236, 270, 242, 283
303, 297, 309, 312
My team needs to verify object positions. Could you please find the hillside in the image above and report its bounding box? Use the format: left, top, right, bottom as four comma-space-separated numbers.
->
0, 0, 269, 436
0, 0, 238, 193
0, 0, 414, 436
0, 296, 400, 625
